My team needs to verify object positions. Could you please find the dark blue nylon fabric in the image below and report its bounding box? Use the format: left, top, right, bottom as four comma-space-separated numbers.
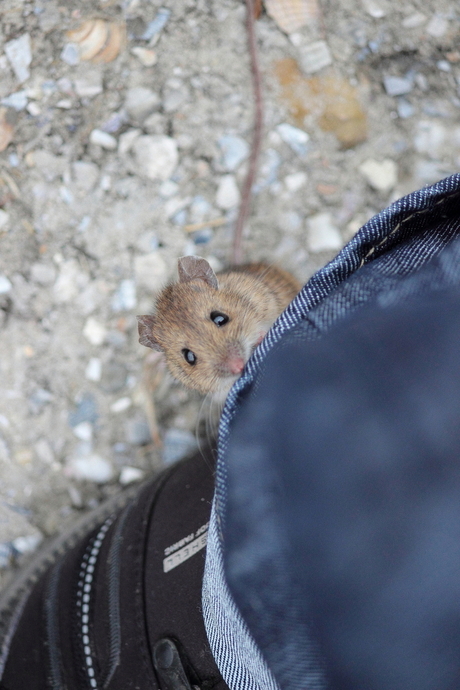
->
215, 173, 460, 689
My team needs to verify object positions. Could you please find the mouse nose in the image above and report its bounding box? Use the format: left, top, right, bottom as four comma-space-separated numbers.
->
226, 355, 245, 375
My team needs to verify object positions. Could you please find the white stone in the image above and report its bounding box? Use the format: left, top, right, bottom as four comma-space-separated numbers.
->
90, 129, 117, 150
73, 421, 93, 441
413, 121, 446, 157
61, 43, 79, 66
359, 159, 398, 192
276, 123, 310, 156
218, 135, 249, 171
110, 397, 132, 413
402, 12, 427, 28
426, 14, 448, 38
67, 454, 114, 483
124, 87, 160, 121
383, 76, 413, 97
298, 40, 332, 74
131, 135, 178, 181
159, 180, 179, 198
12, 533, 43, 554
361, 0, 387, 18
54, 260, 89, 302
0, 275, 12, 294
118, 128, 141, 156
284, 171, 307, 192
215, 174, 240, 210
134, 252, 169, 291
74, 72, 103, 99
83, 317, 107, 346
30, 262, 56, 285
55, 99, 72, 109
306, 213, 342, 253
5, 34, 32, 83
0, 210, 9, 229
119, 466, 145, 485
1, 90, 28, 111
85, 358, 102, 382
131, 47, 157, 66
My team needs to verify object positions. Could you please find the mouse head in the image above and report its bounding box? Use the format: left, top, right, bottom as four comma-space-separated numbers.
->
137, 256, 261, 398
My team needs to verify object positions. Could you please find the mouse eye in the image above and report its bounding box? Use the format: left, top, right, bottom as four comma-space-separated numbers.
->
182, 348, 197, 366
210, 311, 229, 327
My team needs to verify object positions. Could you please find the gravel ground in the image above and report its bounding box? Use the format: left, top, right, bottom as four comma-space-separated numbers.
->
0, 0, 459, 586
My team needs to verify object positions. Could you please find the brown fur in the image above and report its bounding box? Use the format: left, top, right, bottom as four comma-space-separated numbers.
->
138, 258, 300, 398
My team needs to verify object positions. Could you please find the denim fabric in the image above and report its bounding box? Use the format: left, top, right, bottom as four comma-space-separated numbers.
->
202, 173, 460, 690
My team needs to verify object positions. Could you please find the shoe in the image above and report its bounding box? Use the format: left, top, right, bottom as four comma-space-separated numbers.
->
0, 447, 228, 690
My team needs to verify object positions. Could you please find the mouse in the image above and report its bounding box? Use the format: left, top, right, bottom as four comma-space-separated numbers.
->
137, 255, 301, 401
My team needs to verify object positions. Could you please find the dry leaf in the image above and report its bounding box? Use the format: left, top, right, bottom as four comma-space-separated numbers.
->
274, 58, 368, 148
264, 0, 320, 33
66, 19, 125, 64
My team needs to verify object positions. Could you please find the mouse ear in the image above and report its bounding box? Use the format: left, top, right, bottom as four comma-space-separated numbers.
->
177, 256, 218, 290
137, 315, 163, 352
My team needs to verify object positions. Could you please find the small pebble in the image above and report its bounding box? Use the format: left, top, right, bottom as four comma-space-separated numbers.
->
118, 129, 142, 156
359, 158, 398, 192
1, 91, 27, 111
0, 275, 12, 294
159, 180, 179, 198
361, 0, 387, 18
85, 358, 102, 382
110, 397, 132, 414
307, 213, 342, 253
284, 171, 307, 192
119, 466, 145, 485
111, 280, 136, 312
131, 47, 157, 67
132, 135, 178, 180
276, 123, 310, 157
402, 12, 427, 29
12, 533, 42, 555
298, 40, 332, 74
397, 98, 414, 119
140, 8, 171, 40
125, 87, 160, 121
215, 174, 240, 210
83, 317, 107, 346
60, 43, 80, 66
134, 252, 168, 291
426, 14, 448, 38
383, 75, 413, 97
67, 454, 114, 483
437, 60, 451, 73
217, 135, 249, 171
74, 73, 103, 99
73, 421, 93, 442
5, 34, 32, 83
89, 129, 117, 150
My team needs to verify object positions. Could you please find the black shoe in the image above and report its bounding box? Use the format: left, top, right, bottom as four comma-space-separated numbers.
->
0, 448, 228, 690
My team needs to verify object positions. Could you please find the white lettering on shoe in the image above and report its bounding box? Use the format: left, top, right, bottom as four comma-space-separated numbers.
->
163, 522, 209, 572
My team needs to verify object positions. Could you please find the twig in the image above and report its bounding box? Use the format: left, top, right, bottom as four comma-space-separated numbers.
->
183, 217, 227, 233
232, 0, 264, 266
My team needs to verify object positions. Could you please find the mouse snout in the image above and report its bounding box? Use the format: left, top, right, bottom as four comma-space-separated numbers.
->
226, 355, 245, 375
218, 342, 246, 377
